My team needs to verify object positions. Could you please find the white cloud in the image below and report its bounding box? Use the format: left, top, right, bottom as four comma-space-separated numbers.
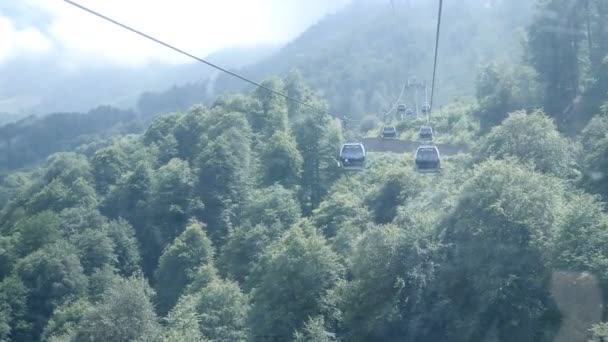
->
0, 0, 350, 67
0, 15, 52, 63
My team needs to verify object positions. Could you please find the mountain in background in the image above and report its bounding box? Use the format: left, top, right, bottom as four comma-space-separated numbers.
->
138, 0, 533, 119
0, 0, 535, 176
0, 44, 278, 124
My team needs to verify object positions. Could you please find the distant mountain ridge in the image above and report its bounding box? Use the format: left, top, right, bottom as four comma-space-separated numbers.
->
138, 0, 533, 119
0, 44, 278, 121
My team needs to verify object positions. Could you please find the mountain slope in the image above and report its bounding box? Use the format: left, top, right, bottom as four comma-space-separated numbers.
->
139, 0, 534, 119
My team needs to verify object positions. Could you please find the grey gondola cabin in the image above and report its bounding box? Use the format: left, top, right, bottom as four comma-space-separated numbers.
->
422, 102, 431, 114
397, 104, 407, 119
339, 143, 366, 170
418, 125, 434, 141
381, 125, 397, 139
415, 145, 441, 173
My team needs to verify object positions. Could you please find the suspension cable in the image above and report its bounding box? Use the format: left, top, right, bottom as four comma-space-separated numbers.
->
63, 0, 352, 122
381, 82, 408, 121
429, 0, 444, 120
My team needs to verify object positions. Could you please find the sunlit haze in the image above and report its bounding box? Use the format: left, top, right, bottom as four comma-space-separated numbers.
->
0, 0, 351, 67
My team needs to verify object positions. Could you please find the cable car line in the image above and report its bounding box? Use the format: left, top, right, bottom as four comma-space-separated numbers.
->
429, 0, 444, 120
62, 0, 353, 123
381, 82, 408, 120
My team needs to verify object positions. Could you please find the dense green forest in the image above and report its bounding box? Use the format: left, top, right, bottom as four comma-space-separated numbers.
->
2, 0, 608, 341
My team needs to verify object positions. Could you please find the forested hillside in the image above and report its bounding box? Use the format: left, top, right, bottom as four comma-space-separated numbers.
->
0, 106, 140, 178
2, 0, 608, 341
137, 0, 535, 119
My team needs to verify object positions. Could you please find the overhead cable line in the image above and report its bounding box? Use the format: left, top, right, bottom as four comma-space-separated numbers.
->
381, 82, 408, 120
63, 0, 351, 122
429, 0, 444, 120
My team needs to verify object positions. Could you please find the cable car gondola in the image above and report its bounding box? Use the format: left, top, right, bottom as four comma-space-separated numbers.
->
397, 103, 407, 119
415, 145, 441, 173
422, 102, 431, 115
418, 125, 434, 142
339, 143, 366, 170
381, 125, 397, 139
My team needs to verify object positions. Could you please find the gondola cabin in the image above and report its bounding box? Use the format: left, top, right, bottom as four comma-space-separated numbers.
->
397, 104, 407, 118
422, 102, 431, 114
339, 143, 366, 170
418, 125, 434, 142
415, 145, 441, 173
381, 125, 397, 139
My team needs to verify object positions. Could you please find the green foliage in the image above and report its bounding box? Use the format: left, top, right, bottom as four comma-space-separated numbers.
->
221, 185, 300, 283
259, 130, 303, 188
160, 294, 205, 342
91, 145, 129, 194
143, 113, 180, 146
580, 113, 608, 198
149, 158, 200, 242
365, 169, 423, 224
101, 162, 158, 275
475, 62, 542, 131
193, 279, 250, 341
249, 222, 343, 341
551, 192, 608, 278
0, 276, 28, 341
252, 78, 289, 137
57, 208, 127, 276
42, 153, 92, 186
293, 112, 343, 213
27, 177, 98, 214
185, 264, 219, 295
220, 223, 276, 285
589, 322, 608, 342
87, 266, 120, 303
475, 110, 576, 177
15, 241, 88, 340
106, 219, 141, 276
311, 175, 372, 251
172, 106, 207, 160
526, 0, 608, 131
197, 125, 252, 243
243, 185, 301, 228
74, 275, 160, 342
436, 160, 563, 342
527, 0, 583, 120
293, 316, 335, 342
0, 172, 32, 209
14, 211, 61, 256
0, 236, 15, 279
102, 161, 153, 220
71, 229, 116, 275
335, 225, 443, 341
0, 106, 134, 175
155, 220, 214, 315
41, 299, 91, 342
394, 100, 480, 144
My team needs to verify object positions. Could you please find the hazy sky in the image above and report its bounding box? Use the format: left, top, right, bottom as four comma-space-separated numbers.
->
0, 0, 351, 68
